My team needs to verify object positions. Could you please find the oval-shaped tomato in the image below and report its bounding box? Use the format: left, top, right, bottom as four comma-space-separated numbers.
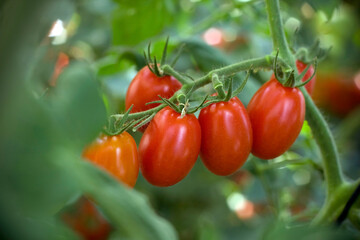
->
83, 132, 139, 187
125, 66, 182, 131
199, 97, 252, 175
139, 107, 201, 187
247, 79, 305, 159
270, 60, 315, 95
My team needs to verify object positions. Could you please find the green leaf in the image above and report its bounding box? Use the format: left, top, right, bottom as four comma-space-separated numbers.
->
49, 61, 107, 148
61, 152, 178, 240
112, 0, 174, 45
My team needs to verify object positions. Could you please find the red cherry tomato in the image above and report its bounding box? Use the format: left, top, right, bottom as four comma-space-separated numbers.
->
125, 66, 182, 131
313, 72, 360, 116
270, 60, 315, 95
199, 97, 252, 175
83, 132, 139, 187
139, 107, 201, 187
62, 197, 111, 240
247, 79, 305, 159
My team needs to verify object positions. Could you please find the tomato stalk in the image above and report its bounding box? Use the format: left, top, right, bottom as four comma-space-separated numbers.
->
265, 0, 348, 224
162, 65, 193, 85
211, 74, 226, 99
193, 55, 284, 88
265, 0, 295, 69
113, 54, 290, 127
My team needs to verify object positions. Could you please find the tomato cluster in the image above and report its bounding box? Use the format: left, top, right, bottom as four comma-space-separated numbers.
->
83, 63, 310, 187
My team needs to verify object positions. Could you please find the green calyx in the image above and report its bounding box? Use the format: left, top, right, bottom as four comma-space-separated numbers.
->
273, 49, 317, 88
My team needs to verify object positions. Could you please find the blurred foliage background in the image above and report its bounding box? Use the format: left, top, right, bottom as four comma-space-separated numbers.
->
0, 0, 360, 239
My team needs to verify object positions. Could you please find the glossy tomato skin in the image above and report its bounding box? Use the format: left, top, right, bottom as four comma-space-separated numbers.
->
270, 60, 315, 95
247, 79, 305, 159
125, 66, 182, 131
199, 97, 252, 176
139, 107, 201, 187
83, 132, 139, 187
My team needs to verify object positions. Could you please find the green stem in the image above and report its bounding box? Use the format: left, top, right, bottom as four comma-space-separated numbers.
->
162, 65, 193, 85
265, 0, 346, 223
111, 55, 278, 120
302, 88, 344, 195
258, 158, 323, 174
265, 0, 295, 68
312, 179, 360, 225
112, 104, 166, 121
194, 55, 276, 88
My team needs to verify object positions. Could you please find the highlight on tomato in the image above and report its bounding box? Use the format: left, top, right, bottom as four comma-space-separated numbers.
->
83, 132, 139, 188
125, 66, 182, 131
139, 106, 201, 187
199, 96, 252, 176
247, 78, 305, 159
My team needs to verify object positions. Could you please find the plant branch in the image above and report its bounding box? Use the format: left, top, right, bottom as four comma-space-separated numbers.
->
111, 55, 280, 121
312, 179, 360, 225
265, 0, 346, 223
112, 104, 166, 121
265, 0, 295, 68
162, 65, 193, 85
336, 181, 360, 226
302, 89, 344, 195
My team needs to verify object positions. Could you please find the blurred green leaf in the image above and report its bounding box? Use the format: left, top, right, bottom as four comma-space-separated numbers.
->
307, 0, 340, 20
60, 153, 178, 240
112, 0, 174, 45
49, 61, 106, 148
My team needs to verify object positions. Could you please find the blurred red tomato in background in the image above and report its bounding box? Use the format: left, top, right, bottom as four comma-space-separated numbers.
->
312, 72, 360, 117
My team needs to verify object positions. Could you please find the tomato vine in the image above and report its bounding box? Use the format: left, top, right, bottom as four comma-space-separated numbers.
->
106, 0, 359, 228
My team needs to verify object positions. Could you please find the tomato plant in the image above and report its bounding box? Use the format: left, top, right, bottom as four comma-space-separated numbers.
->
199, 97, 252, 175
61, 197, 111, 240
139, 107, 201, 187
83, 132, 139, 188
125, 66, 182, 131
4, 0, 360, 238
247, 78, 305, 159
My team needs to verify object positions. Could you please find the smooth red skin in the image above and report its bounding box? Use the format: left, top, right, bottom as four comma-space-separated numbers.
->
199, 97, 252, 176
62, 198, 111, 240
83, 132, 139, 187
270, 60, 315, 95
125, 66, 182, 131
139, 107, 201, 187
247, 79, 305, 159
